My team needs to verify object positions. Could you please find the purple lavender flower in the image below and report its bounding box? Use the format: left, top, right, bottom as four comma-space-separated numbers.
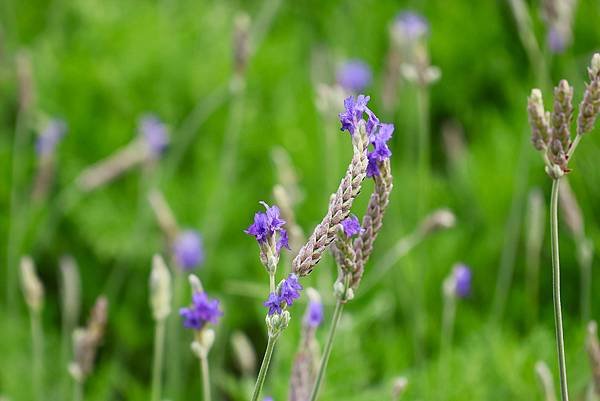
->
339, 95, 371, 135
180, 292, 223, 330
547, 27, 566, 54
304, 300, 324, 328
276, 229, 290, 253
393, 11, 429, 40
264, 292, 283, 315
245, 202, 286, 243
36, 119, 67, 156
366, 123, 394, 177
279, 273, 303, 306
336, 60, 373, 93
341, 215, 362, 237
139, 114, 169, 155
263, 397, 274, 401
453, 264, 471, 298
173, 230, 204, 270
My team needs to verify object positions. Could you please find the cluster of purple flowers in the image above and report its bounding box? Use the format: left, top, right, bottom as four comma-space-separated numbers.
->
173, 230, 204, 270
245, 202, 289, 254
264, 273, 303, 315
138, 114, 169, 156
338, 95, 393, 177
304, 299, 324, 328
36, 119, 67, 156
341, 215, 362, 237
336, 60, 372, 93
180, 291, 223, 330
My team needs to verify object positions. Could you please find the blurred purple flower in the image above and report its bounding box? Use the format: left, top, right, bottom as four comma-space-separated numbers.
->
180, 291, 223, 330
547, 27, 566, 54
139, 114, 169, 155
173, 230, 204, 270
453, 264, 471, 298
279, 273, 302, 306
264, 292, 283, 316
393, 11, 429, 40
36, 119, 67, 156
263, 397, 274, 401
341, 215, 362, 237
304, 299, 324, 328
336, 60, 373, 93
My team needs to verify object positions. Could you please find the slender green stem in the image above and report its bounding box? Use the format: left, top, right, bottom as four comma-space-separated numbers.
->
250, 335, 277, 401
550, 179, 569, 401
200, 353, 211, 401
73, 379, 83, 401
309, 299, 345, 401
30, 310, 44, 401
577, 239, 593, 322
440, 294, 456, 355
151, 320, 166, 401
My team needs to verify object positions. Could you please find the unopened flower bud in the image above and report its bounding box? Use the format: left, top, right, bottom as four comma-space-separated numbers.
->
20, 256, 44, 313
150, 254, 171, 321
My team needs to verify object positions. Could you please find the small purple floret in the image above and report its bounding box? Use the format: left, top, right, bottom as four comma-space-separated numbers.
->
276, 229, 290, 253
304, 300, 324, 328
366, 123, 394, 177
139, 114, 169, 155
36, 119, 67, 156
394, 11, 429, 40
173, 230, 204, 270
341, 215, 362, 237
453, 265, 471, 298
245, 202, 286, 244
336, 60, 373, 93
279, 273, 303, 306
264, 292, 283, 316
180, 292, 223, 330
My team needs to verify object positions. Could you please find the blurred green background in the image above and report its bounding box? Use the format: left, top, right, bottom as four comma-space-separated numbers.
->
1, 0, 600, 400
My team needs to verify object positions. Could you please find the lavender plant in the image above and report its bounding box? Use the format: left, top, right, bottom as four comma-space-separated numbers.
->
441, 264, 471, 353
247, 95, 373, 400
77, 114, 169, 191
541, 0, 577, 53
19, 256, 44, 401
32, 118, 67, 201
527, 53, 600, 401
525, 188, 546, 323
179, 275, 223, 401
535, 361, 559, 401
149, 255, 172, 401
586, 322, 600, 397
309, 98, 394, 401
59, 256, 82, 398
69, 296, 108, 401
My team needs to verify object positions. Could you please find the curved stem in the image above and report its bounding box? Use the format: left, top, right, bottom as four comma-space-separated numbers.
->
308, 299, 345, 401
73, 379, 83, 401
30, 310, 44, 401
151, 320, 166, 401
200, 353, 211, 401
550, 178, 569, 401
250, 335, 277, 401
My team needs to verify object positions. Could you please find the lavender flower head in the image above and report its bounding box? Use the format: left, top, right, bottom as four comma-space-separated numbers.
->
366, 123, 394, 177
138, 114, 169, 156
263, 273, 303, 316
180, 291, 223, 330
336, 60, 373, 93
304, 299, 323, 328
173, 230, 204, 270
339, 95, 379, 136
36, 119, 67, 156
393, 11, 429, 41
245, 202, 290, 269
263, 397, 274, 401
341, 215, 363, 237
452, 264, 471, 298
